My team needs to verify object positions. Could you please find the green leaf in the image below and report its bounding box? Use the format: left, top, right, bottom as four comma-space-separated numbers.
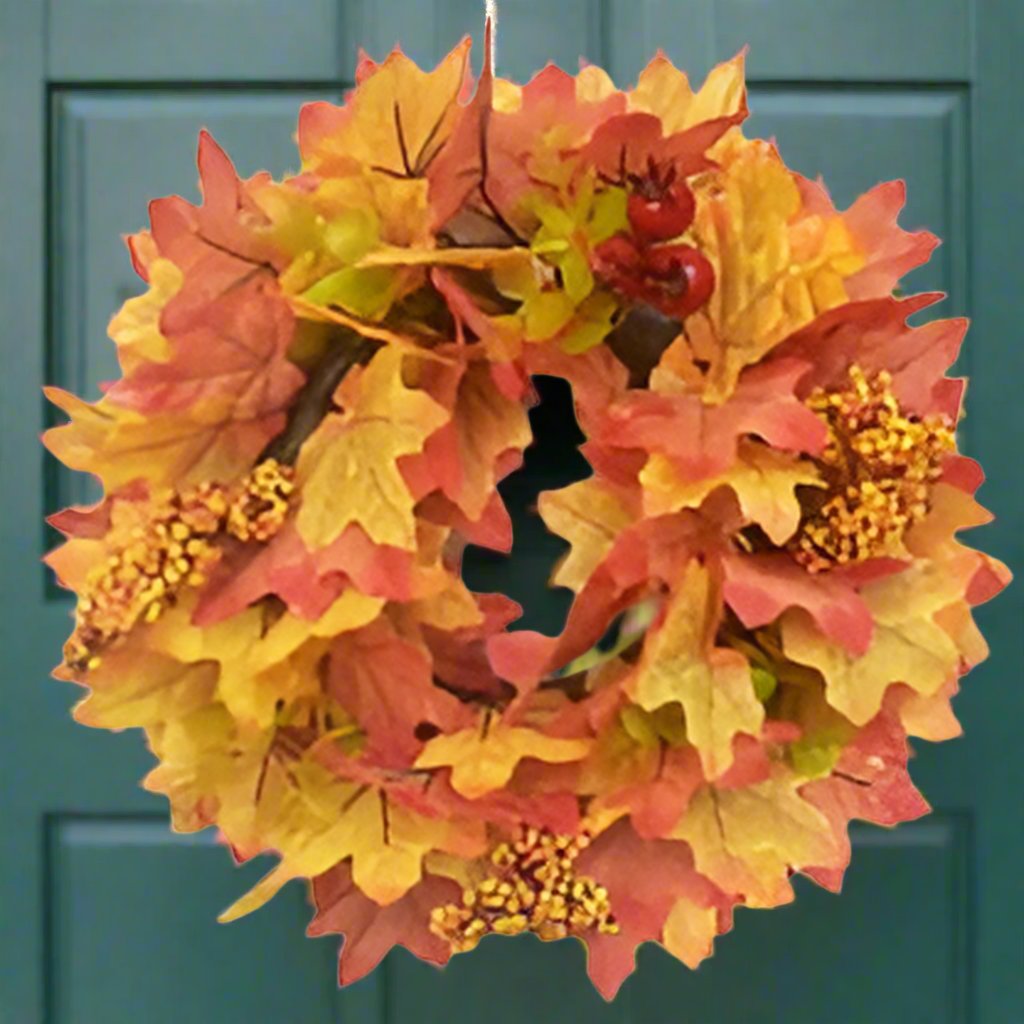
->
324, 208, 380, 264
303, 266, 398, 320
587, 187, 629, 245
751, 666, 778, 703
523, 290, 576, 341
790, 732, 844, 780
560, 291, 619, 354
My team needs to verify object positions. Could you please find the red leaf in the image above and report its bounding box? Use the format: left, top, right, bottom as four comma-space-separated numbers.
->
589, 359, 827, 481
802, 712, 930, 891
576, 819, 733, 999
309, 862, 461, 985
327, 619, 473, 768
722, 551, 875, 656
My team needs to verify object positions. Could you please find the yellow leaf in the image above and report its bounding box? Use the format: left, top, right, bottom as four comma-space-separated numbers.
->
303, 40, 470, 180
782, 559, 967, 726
74, 651, 217, 730
672, 775, 841, 908
343, 788, 483, 904
44, 389, 274, 493
632, 561, 763, 779
414, 723, 591, 799
539, 478, 634, 591
409, 572, 484, 630
108, 257, 181, 370
641, 440, 822, 544
631, 51, 746, 134
662, 898, 720, 969
296, 346, 448, 549
447, 361, 532, 520
688, 140, 865, 398
147, 591, 384, 727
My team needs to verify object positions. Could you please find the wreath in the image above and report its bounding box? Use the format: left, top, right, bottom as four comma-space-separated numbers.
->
45, 34, 1009, 998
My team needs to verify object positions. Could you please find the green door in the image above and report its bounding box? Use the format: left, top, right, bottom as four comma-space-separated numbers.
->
2, 2, 1019, 1022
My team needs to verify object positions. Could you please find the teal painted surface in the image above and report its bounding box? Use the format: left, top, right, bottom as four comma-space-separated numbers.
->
1, 1, 1020, 1021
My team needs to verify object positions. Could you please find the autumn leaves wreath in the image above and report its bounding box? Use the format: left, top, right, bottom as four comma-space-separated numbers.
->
44, 36, 1008, 998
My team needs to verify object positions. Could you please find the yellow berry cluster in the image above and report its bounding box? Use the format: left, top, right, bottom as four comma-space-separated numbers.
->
64, 460, 295, 673
226, 458, 295, 542
793, 365, 954, 572
430, 827, 619, 953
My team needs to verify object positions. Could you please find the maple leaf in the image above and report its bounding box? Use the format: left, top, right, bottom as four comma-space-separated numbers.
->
299, 40, 471, 180
722, 551, 875, 656
419, 592, 522, 705
576, 818, 732, 999
781, 559, 972, 725
538, 477, 636, 591
672, 772, 843, 907
629, 50, 747, 137
686, 139, 866, 399
221, 780, 484, 920
797, 176, 938, 301
581, 50, 749, 188
631, 560, 764, 779
145, 591, 383, 727
588, 358, 827, 483
420, 359, 531, 521
44, 277, 303, 492
485, 64, 626, 222
801, 711, 930, 891
71, 646, 217, 730
308, 861, 462, 984
106, 237, 179, 371
295, 346, 448, 549
642, 439, 822, 544
589, 728, 704, 839
414, 721, 591, 799
145, 132, 281, 333
772, 292, 966, 420
326, 616, 474, 767
193, 519, 450, 626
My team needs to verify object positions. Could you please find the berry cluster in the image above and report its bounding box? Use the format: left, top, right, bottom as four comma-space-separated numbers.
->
65, 460, 295, 671
430, 828, 618, 952
793, 366, 955, 572
592, 156, 714, 319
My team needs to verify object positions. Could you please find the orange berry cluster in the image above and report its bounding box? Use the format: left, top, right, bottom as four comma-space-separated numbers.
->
430, 827, 618, 952
793, 365, 954, 572
64, 459, 295, 672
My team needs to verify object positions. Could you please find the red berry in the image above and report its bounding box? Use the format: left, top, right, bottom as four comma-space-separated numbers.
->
644, 244, 715, 318
592, 236, 715, 319
591, 235, 647, 300
627, 182, 696, 242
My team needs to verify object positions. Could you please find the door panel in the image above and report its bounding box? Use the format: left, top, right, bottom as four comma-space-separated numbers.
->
48, 820, 349, 1024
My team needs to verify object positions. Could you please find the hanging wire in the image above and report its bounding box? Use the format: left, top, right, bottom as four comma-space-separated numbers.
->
485, 0, 498, 70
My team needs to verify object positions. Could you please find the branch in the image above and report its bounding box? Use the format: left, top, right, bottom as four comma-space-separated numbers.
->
260, 333, 379, 465
605, 303, 683, 388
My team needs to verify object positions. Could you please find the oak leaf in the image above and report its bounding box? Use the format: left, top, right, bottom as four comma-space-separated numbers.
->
296, 346, 448, 549
631, 561, 764, 779
781, 560, 968, 725
309, 861, 462, 984
672, 773, 843, 907
414, 722, 591, 799
642, 439, 821, 544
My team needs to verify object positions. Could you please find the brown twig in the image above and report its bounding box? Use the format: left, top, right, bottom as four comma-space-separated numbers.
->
259, 332, 378, 465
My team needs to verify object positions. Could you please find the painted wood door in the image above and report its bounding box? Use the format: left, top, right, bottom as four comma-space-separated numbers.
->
1, 2, 1020, 1022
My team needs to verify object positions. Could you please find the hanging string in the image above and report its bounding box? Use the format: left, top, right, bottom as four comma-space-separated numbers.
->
485, 0, 498, 71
